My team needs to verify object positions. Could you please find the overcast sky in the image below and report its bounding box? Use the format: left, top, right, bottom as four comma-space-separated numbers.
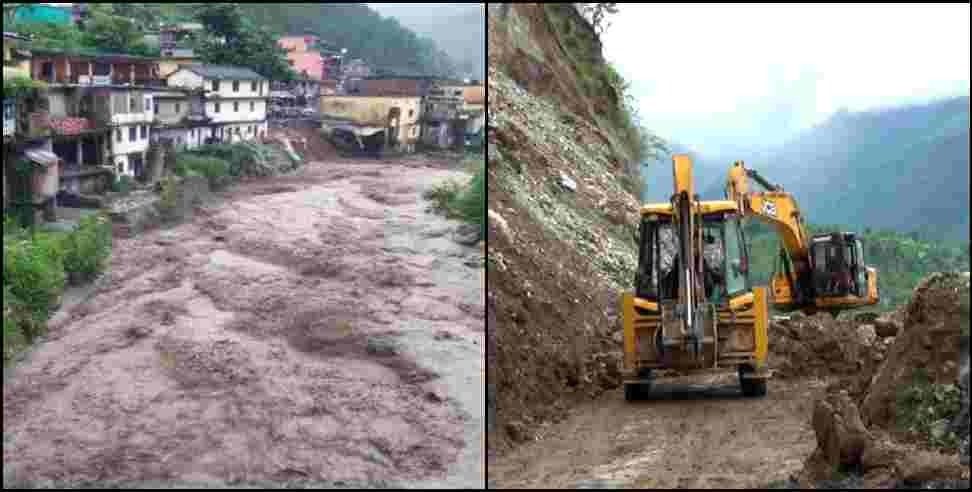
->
601, 3, 971, 158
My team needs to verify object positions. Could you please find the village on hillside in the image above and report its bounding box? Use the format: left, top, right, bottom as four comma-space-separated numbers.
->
3, 3, 486, 226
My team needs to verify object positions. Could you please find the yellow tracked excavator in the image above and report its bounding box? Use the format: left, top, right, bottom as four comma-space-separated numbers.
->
620, 156, 879, 400
725, 161, 879, 315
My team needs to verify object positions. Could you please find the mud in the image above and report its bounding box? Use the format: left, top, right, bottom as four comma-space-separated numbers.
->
3, 157, 484, 488
487, 374, 829, 489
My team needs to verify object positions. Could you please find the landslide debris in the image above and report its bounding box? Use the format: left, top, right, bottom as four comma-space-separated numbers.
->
792, 272, 970, 489
487, 4, 643, 459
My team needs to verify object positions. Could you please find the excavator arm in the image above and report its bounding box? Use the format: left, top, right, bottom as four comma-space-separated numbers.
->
725, 161, 879, 313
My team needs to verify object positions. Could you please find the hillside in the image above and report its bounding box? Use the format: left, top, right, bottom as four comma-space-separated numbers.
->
698, 97, 970, 241
487, 3, 646, 459
367, 3, 486, 80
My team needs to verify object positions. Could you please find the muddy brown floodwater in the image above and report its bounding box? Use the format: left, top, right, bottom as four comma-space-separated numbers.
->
3, 157, 485, 489
488, 373, 832, 489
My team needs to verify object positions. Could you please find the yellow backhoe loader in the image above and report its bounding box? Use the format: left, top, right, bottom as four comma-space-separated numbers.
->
622, 155, 770, 400
620, 156, 879, 401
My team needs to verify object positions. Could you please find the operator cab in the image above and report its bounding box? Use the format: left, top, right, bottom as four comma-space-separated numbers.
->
809, 232, 867, 298
635, 212, 751, 306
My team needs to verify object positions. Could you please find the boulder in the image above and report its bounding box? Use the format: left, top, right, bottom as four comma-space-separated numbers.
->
488, 208, 514, 245
812, 391, 872, 471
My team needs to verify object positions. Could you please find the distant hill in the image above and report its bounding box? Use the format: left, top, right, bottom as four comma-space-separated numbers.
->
676, 96, 969, 242
639, 141, 727, 203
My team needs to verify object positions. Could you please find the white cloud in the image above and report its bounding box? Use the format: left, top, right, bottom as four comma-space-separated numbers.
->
602, 3, 971, 154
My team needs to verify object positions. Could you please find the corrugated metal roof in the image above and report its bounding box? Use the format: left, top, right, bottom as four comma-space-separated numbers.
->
179, 65, 266, 81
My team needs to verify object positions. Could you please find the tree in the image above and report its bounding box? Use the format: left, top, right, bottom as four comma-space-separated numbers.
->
194, 4, 296, 81
82, 11, 148, 54
579, 3, 619, 36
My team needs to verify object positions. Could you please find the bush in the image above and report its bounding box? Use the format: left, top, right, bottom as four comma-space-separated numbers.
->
455, 163, 486, 237
3, 232, 67, 323
896, 368, 963, 451
424, 162, 486, 240
176, 155, 231, 189
61, 214, 112, 285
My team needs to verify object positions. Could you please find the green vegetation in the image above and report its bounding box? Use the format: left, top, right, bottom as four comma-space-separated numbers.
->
156, 176, 181, 223
6, 5, 157, 57
743, 221, 970, 311
895, 368, 963, 451
174, 154, 231, 190
2, 75, 48, 99
60, 215, 113, 286
3, 213, 113, 363
193, 4, 296, 81
424, 161, 486, 239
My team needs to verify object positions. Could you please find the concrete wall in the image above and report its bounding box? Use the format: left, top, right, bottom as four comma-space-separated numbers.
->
206, 99, 266, 124
155, 98, 189, 126
166, 69, 205, 90
110, 91, 154, 126
209, 79, 266, 99
320, 96, 421, 144
154, 127, 209, 150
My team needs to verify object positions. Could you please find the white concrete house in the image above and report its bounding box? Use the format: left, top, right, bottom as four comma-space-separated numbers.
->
166, 65, 269, 143
107, 89, 156, 179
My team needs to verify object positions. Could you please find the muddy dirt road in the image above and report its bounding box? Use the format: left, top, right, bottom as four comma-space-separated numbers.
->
3, 157, 484, 489
488, 373, 831, 489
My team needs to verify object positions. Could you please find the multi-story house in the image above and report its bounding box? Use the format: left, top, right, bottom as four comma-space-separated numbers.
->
166, 65, 269, 143
151, 88, 212, 150
29, 48, 164, 181
421, 81, 467, 150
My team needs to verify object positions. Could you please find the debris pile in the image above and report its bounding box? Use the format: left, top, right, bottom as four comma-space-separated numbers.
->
794, 272, 970, 489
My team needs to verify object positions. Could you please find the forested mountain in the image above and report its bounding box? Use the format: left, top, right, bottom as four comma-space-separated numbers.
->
696, 96, 970, 241
237, 3, 461, 77
639, 141, 726, 203
366, 3, 485, 80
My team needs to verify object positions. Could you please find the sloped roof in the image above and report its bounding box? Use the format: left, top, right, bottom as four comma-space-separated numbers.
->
178, 65, 266, 81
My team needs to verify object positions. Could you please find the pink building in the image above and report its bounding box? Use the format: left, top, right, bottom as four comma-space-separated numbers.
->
278, 35, 324, 81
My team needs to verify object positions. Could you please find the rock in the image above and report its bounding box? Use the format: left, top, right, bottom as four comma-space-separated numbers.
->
899, 450, 966, 482
434, 331, 457, 341
812, 391, 872, 471
874, 317, 900, 338
559, 172, 577, 192
488, 208, 514, 245
365, 337, 399, 357
454, 224, 482, 246
858, 324, 877, 346
506, 420, 529, 443
854, 312, 880, 323
425, 391, 445, 403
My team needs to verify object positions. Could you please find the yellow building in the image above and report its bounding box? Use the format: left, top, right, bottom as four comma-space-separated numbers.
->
320, 95, 421, 151
4, 32, 32, 73
158, 58, 198, 78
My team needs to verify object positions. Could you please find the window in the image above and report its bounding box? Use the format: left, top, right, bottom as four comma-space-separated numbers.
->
233, 102, 239, 113
140, 125, 147, 139
214, 102, 221, 113
212, 80, 220, 91
723, 216, 748, 297
145, 98, 152, 112
117, 161, 124, 174
251, 81, 257, 92
175, 102, 181, 113
233, 81, 240, 92
250, 101, 255, 112
117, 128, 122, 142
409, 109, 414, 118
129, 126, 136, 142
129, 96, 136, 112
